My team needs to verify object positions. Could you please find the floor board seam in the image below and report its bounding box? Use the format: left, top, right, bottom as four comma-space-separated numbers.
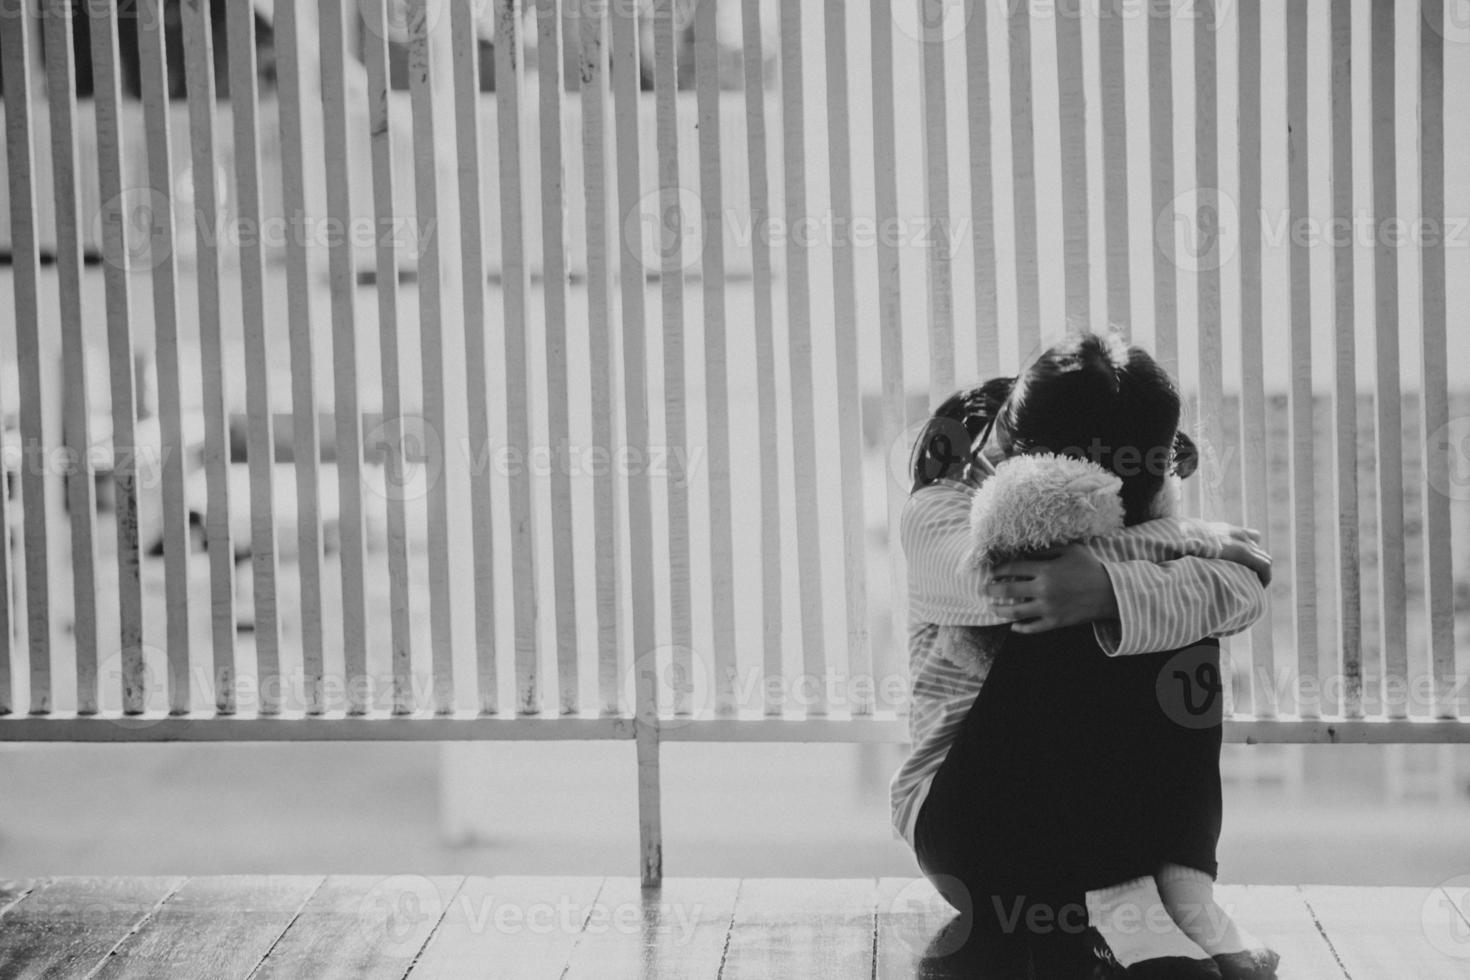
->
0, 877, 44, 921
555, 876, 608, 980
242, 876, 329, 980
1297, 886, 1355, 980
868, 878, 879, 980
82, 876, 190, 980
714, 878, 742, 980
400, 874, 469, 980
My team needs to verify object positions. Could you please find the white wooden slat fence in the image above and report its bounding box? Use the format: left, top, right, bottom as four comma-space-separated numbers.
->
0, 0, 1467, 887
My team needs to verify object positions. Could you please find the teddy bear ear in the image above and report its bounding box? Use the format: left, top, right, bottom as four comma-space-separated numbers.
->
1062, 472, 1121, 496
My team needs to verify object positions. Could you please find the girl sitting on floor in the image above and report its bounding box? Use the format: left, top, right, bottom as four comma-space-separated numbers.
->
893, 332, 1280, 978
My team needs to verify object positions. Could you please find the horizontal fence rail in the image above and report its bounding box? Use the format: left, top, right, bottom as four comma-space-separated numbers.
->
1, 0, 1467, 883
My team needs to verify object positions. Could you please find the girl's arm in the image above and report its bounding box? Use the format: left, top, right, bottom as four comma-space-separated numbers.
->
1093, 556, 1265, 656
901, 482, 1011, 628
1081, 516, 1269, 654
903, 481, 1267, 652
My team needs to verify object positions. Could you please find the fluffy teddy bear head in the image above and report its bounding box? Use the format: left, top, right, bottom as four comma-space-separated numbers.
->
938, 452, 1182, 676
968, 453, 1129, 567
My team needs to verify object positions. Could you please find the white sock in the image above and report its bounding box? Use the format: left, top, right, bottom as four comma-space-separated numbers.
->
1156, 863, 1259, 956
1085, 875, 1212, 968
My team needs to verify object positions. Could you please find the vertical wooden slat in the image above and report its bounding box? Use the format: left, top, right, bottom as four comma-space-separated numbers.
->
780, 0, 827, 716
494, 0, 540, 716
1371, 0, 1407, 718
225, 0, 282, 713
1193, 2, 1223, 517
1285, 0, 1317, 719
741, 0, 783, 716
538, 0, 578, 715
652, 0, 691, 715
529, 0, 573, 714
137, 0, 191, 715
360, 0, 414, 715
1098, 0, 1131, 330
609, 0, 661, 885
136, 0, 191, 717
1236, 0, 1274, 718
1147, 0, 1177, 369
318, 0, 369, 715
825, 0, 870, 715
1008, 1, 1041, 353
41, 0, 100, 714
1419, 0, 1454, 719
180, 0, 238, 712
0, 336, 9, 711
87, 0, 145, 714
1330, 0, 1362, 720
694, 0, 737, 716
918, 0, 954, 403
1055, 0, 1089, 326
965, 0, 998, 375
406, 0, 454, 714
578, 0, 622, 717
274, 0, 326, 713
1, 0, 50, 714
872, 0, 907, 706
450, 0, 497, 716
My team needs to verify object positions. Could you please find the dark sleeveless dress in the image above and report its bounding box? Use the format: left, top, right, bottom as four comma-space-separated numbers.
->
912, 623, 1225, 936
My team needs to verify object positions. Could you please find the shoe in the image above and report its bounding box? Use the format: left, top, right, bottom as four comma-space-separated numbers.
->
1212, 948, 1280, 980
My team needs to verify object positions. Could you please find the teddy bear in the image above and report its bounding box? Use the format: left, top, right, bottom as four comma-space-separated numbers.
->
936, 452, 1181, 679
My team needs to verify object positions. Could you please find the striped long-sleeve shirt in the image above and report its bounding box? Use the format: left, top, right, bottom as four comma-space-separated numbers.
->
890, 478, 1267, 848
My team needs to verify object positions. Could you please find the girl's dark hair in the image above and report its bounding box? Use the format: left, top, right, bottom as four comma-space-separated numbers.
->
993, 332, 1181, 525
909, 376, 1015, 492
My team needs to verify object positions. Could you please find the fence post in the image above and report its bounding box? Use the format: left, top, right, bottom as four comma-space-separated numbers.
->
636, 662, 662, 887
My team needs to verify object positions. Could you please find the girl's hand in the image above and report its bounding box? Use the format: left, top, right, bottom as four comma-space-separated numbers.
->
1216, 527, 1273, 586
985, 544, 1119, 634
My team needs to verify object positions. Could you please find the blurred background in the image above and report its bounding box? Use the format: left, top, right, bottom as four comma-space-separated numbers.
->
1, 0, 1467, 886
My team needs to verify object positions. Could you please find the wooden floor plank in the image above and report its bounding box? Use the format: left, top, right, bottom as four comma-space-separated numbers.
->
721, 878, 876, 979
0, 877, 183, 980
559, 877, 738, 980
0, 878, 42, 917
1439, 886, 1470, 962
250, 876, 464, 979
876, 875, 1031, 979
1214, 885, 1348, 979
406, 876, 604, 979
1302, 884, 1467, 978
0, 876, 1453, 979
89, 876, 322, 980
